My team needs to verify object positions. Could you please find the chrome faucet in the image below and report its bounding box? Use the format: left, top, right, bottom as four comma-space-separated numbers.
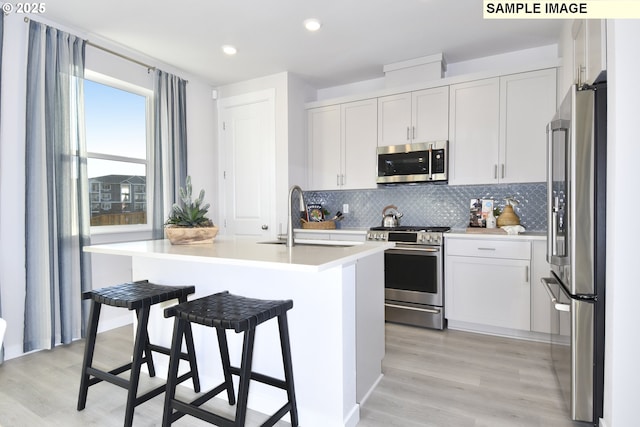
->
287, 185, 306, 247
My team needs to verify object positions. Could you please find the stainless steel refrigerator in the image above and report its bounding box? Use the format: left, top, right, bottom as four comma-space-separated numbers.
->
541, 74, 606, 425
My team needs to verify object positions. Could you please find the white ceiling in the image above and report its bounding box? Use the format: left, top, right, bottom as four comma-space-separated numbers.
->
43, 0, 564, 89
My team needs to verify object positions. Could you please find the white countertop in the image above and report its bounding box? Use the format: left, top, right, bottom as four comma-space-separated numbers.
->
447, 230, 546, 240
85, 236, 392, 272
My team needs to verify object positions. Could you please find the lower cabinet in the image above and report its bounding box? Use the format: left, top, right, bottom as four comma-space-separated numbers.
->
445, 237, 554, 338
445, 238, 531, 331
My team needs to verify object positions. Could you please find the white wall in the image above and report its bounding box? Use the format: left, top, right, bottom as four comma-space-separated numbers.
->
0, 14, 217, 359
216, 72, 314, 235
603, 20, 640, 427
315, 45, 560, 101
0, 13, 28, 361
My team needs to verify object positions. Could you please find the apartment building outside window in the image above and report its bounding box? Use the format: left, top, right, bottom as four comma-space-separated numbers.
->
84, 71, 151, 228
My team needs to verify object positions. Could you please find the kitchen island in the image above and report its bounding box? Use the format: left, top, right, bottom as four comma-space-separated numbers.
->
84, 237, 392, 427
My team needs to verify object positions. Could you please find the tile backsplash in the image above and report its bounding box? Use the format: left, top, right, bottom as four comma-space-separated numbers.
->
305, 182, 547, 231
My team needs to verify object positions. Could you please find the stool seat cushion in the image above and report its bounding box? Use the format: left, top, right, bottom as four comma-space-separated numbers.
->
165, 291, 293, 332
83, 281, 196, 310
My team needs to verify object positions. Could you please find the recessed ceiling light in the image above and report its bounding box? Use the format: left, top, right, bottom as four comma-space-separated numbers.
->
222, 45, 237, 55
303, 18, 322, 32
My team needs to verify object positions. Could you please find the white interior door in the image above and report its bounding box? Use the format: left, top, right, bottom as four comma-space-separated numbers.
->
219, 90, 275, 238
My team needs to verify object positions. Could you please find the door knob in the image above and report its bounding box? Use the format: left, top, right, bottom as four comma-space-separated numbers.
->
261, 224, 269, 230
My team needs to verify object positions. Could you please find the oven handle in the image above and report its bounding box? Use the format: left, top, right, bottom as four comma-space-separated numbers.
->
541, 277, 570, 312
385, 303, 441, 314
387, 246, 440, 253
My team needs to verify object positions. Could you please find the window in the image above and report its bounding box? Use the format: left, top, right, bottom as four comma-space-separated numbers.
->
84, 72, 151, 229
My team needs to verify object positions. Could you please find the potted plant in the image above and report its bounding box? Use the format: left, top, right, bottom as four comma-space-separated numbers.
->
164, 176, 218, 244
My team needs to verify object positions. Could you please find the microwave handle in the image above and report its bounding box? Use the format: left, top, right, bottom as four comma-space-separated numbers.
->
428, 143, 433, 180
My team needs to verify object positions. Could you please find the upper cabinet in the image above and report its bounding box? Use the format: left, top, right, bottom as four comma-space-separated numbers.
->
377, 86, 449, 147
573, 19, 607, 86
308, 99, 378, 191
449, 69, 556, 185
448, 78, 500, 185
499, 69, 557, 183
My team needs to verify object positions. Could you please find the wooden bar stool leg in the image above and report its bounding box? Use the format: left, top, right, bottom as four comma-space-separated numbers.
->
183, 321, 201, 393
77, 300, 102, 411
178, 294, 200, 393
234, 328, 256, 427
162, 317, 185, 427
124, 306, 151, 427
138, 308, 156, 378
215, 328, 236, 405
278, 312, 299, 426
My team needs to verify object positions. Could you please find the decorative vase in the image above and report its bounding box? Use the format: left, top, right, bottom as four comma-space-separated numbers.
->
496, 205, 520, 227
165, 226, 219, 245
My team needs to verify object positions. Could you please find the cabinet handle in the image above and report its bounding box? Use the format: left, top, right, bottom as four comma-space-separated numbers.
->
525, 266, 529, 283
494, 165, 498, 179
477, 247, 496, 251
341, 174, 345, 186
406, 126, 410, 140
412, 126, 416, 140
337, 174, 340, 186
501, 164, 505, 179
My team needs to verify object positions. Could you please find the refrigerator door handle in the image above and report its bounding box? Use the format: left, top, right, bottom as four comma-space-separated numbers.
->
541, 277, 570, 312
546, 119, 571, 265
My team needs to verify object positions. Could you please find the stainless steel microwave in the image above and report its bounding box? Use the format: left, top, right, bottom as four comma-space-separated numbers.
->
376, 141, 448, 184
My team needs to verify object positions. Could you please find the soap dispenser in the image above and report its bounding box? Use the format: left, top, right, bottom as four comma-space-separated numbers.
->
486, 210, 497, 228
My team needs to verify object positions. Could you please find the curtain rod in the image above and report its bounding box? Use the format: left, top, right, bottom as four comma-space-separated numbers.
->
24, 17, 156, 73
86, 41, 156, 73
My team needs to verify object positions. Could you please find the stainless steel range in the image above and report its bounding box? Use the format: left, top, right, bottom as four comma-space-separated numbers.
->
367, 226, 449, 330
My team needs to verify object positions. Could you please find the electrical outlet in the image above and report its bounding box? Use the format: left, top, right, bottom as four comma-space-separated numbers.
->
342, 204, 349, 214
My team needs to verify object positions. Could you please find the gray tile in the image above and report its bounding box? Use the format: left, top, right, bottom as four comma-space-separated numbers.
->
305, 182, 547, 231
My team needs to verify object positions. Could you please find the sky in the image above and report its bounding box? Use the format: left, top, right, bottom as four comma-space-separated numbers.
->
84, 79, 147, 178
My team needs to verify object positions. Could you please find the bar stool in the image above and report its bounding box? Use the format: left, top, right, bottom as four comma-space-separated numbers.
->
77, 280, 201, 427
162, 291, 298, 427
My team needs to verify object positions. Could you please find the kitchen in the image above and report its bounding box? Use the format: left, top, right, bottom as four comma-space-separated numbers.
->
0, 2, 639, 427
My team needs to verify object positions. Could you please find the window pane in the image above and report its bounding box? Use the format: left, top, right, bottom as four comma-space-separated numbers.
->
84, 80, 147, 159
88, 159, 147, 226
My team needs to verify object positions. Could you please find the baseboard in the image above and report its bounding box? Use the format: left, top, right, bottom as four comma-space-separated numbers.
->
358, 373, 384, 406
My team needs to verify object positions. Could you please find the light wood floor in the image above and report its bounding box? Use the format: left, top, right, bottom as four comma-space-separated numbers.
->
0, 323, 585, 427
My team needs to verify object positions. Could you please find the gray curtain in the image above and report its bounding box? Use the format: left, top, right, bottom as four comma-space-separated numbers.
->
24, 21, 91, 351
0, 11, 4, 363
152, 70, 188, 239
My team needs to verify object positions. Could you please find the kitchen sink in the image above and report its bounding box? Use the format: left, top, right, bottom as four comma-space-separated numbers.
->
257, 239, 362, 247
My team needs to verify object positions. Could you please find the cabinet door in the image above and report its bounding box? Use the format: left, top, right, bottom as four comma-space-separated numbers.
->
341, 99, 378, 190
308, 105, 341, 190
448, 78, 500, 185
586, 19, 606, 83
412, 86, 449, 143
499, 69, 556, 183
573, 20, 587, 85
531, 240, 556, 334
377, 92, 411, 147
573, 19, 606, 85
446, 255, 531, 331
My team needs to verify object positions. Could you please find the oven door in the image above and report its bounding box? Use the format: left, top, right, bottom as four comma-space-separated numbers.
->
384, 246, 442, 307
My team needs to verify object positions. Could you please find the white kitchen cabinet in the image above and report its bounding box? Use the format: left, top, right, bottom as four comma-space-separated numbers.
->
308, 99, 377, 190
573, 19, 607, 86
308, 105, 341, 190
530, 239, 555, 334
499, 68, 557, 183
449, 69, 556, 185
448, 78, 500, 185
377, 86, 449, 147
445, 238, 531, 331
